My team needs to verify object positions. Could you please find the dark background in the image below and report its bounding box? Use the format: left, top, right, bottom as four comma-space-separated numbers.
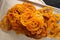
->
43, 0, 60, 8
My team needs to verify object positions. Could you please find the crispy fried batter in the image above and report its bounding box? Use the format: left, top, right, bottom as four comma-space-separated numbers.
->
0, 2, 60, 39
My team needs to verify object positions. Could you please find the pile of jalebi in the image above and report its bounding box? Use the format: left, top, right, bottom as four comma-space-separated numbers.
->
38, 6, 60, 39
0, 2, 60, 39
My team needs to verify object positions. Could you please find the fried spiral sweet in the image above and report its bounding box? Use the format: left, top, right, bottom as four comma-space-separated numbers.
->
20, 11, 47, 39
23, 2, 36, 12
0, 16, 11, 32
38, 6, 54, 18
0, 2, 60, 39
38, 6, 60, 39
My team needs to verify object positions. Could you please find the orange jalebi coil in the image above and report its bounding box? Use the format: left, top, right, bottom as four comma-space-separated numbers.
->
0, 16, 12, 32
38, 6, 54, 18
0, 2, 60, 39
20, 11, 47, 39
23, 2, 36, 12
38, 6, 60, 39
